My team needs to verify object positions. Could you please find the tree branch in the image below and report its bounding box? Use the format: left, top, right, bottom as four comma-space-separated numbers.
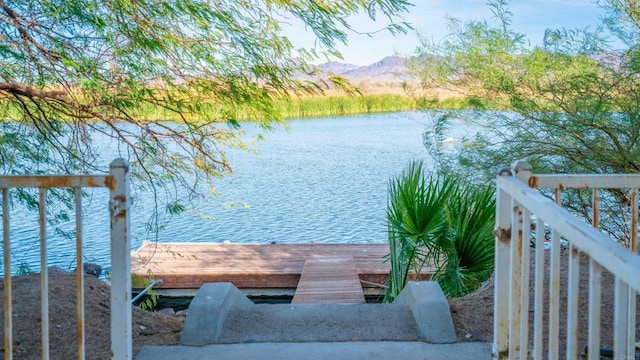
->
0, 82, 67, 99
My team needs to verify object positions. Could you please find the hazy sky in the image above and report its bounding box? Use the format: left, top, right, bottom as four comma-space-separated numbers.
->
285, 0, 607, 66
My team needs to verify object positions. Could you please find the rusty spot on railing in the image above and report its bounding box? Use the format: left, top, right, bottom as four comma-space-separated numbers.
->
571, 245, 579, 257
493, 350, 509, 359
43, 177, 63, 188
528, 176, 538, 188
104, 175, 115, 191
85, 177, 100, 187
110, 195, 128, 219
113, 195, 126, 203
494, 227, 511, 241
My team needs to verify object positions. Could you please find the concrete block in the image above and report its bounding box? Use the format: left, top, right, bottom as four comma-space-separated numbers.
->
394, 281, 456, 343
181, 282, 253, 346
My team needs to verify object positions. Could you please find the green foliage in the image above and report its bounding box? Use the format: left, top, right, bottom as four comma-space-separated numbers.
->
384, 161, 452, 300
414, 96, 476, 110
432, 181, 495, 297
273, 94, 416, 119
16, 262, 32, 275
138, 290, 159, 311
132, 271, 159, 310
384, 160, 495, 301
408, 0, 640, 240
103, 266, 111, 281
54, 93, 474, 120
0, 0, 411, 235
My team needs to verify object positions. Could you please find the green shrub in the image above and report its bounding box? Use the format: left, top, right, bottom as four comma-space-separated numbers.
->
384, 160, 495, 301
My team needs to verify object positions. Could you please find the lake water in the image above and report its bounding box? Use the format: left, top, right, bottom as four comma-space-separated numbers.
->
4, 111, 436, 274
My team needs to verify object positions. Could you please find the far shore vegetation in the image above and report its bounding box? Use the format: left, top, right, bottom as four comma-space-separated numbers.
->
0, 88, 477, 122
242, 90, 478, 120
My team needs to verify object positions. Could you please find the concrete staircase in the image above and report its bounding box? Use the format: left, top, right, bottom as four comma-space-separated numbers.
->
136, 281, 492, 360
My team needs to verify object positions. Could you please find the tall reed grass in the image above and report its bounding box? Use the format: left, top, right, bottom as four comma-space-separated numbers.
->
0, 94, 478, 122
272, 94, 415, 119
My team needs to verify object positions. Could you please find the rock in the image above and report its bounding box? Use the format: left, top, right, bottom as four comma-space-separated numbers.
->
157, 308, 176, 316
83, 263, 102, 278
48, 266, 68, 274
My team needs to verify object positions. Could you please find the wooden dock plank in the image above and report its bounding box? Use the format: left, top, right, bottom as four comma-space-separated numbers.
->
131, 242, 434, 291
292, 257, 365, 304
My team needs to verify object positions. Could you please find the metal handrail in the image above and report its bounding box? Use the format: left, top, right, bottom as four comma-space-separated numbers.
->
0, 159, 132, 360
493, 161, 640, 360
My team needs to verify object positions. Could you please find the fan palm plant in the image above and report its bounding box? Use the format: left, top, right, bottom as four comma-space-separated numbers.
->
433, 183, 496, 297
384, 160, 495, 301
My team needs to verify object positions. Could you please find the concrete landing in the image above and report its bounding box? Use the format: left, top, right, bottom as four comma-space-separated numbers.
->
137, 341, 492, 360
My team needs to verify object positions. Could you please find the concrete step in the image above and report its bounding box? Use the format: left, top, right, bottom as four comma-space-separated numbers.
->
137, 341, 492, 360
179, 281, 457, 346
216, 303, 420, 343
135, 282, 494, 360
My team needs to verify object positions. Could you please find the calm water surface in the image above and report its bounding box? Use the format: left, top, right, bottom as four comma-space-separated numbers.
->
6, 111, 436, 273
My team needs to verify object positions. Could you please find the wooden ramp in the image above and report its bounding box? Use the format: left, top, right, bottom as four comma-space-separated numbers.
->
291, 256, 365, 304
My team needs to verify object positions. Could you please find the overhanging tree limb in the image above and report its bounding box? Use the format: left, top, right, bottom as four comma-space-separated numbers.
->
0, 0, 411, 237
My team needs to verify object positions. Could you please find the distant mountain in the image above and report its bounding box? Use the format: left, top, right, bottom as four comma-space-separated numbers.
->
341, 56, 409, 81
316, 61, 360, 74
308, 56, 410, 83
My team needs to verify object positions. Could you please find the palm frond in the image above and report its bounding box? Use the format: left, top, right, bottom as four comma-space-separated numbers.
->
385, 160, 496, 301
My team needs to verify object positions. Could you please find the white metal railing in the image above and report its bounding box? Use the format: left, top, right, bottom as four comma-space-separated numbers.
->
493, 160, 640, 360
0, 159, 132, 360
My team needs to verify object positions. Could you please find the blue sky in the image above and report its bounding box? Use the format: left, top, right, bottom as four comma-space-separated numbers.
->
285, 0, 607, 66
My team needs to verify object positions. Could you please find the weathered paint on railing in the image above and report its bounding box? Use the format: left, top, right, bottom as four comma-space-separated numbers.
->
493, 168, 512, 360
0, 159, 131, 360
109, 159, 132, 360
493, 160, 640, 360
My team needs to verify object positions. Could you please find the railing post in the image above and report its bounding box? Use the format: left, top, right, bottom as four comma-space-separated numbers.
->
109, 159, 132, 360
511, 161, 532, 184
510, 160, 532, 359
493, 166, 515, 360
2, 188, 12, 360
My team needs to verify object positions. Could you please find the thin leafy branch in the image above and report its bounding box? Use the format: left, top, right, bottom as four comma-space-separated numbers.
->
407, 0, 640, 241
0, 0, 411, 235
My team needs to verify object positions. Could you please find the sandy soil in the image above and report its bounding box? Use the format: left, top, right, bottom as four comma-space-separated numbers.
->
0, 268, 183, 360
1, 247, 637, 359
450, 247, 640, 358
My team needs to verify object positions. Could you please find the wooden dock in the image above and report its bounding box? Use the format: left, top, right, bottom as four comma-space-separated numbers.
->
291, 257, 365, 304
131, 242, 434, 296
